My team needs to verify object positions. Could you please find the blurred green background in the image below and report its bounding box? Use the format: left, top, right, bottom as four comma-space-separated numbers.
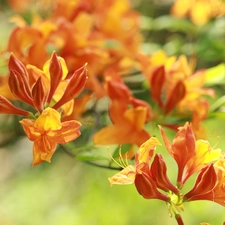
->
0, 0, 225, 224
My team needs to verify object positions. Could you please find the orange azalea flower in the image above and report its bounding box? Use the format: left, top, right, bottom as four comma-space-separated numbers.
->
7, 52, 87, 116
171, 0, 225, 25
93, 103, 150, 146
159, 123, 196, 187
8, 25, 52, 68
109, 123, 224, 224
159, 123, 221, 187
93, 69, 153, 147
137, 50, 176, 81
6, 0, 143, 99
20, 107, 81, 166
109, 137, 170, 201
104, 69, 153, 121
138, 51, 214, 137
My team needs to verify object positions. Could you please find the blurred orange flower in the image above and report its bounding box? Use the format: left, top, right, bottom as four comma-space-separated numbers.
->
171, 0, 225, 25
138, 51, 215, 138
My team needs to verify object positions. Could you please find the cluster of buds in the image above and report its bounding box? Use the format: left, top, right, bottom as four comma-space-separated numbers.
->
109, 123, 224, 225
0, 52, 87, 166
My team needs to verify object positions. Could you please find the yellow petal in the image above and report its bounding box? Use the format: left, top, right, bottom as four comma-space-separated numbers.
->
108, 165, 136, 186
34, 107, 61, 131
124, 106, 147, 131
138, 137, 161, 164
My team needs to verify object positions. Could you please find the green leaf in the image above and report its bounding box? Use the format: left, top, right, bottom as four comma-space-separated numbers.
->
140, 16, 153, 30
205, 63, 225, 86
151, 15, 197, 34
112, 144, 133, 159
210, 95, 225, 112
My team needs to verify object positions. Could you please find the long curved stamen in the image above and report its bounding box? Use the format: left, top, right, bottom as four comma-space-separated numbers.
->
108, 146, 129, 169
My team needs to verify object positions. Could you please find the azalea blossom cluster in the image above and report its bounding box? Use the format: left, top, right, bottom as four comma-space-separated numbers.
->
0, 52, 87, 166
109, 123, 224, 225
0, 0, 224, 224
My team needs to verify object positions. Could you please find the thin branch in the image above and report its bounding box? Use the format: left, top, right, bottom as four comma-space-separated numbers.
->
59, 144, 122, 171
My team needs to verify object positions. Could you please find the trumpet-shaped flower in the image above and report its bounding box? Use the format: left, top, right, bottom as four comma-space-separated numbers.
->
109, 123, 225, 224
138, 51, 215, 138
93, 104, 150, 146
4, 52, 87, 117
20, 107, 81, 166
109, 137, 170, 201
160, 123, 221, 187
160, 123, 196, 187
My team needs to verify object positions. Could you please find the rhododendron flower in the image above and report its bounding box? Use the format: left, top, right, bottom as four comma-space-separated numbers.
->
138, 51, 215, 138
20, 107, 81, 166
109, 137, 171, 201
93, 69, 152, 147
109, 123, 224, 224
93, 104, 150, 146
159, 123, 221, 187
6, 0, 143, 99
2, 52, 87, 117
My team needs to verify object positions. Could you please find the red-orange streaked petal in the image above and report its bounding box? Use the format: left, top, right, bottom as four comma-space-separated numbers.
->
9, 70, 34, 106
184, 164, 217, 201
0, 95, 30, 116
159, 123, 196, 186
47, 51, 63, 103
150, 65, 165, 108
108, 165, 136, 186
164, 80, 186, 114
32, 77, 47, 112
151, 154, 179, 194
53, 64, 87, 110
8, 53, 29, 80
135, 172, 170, 201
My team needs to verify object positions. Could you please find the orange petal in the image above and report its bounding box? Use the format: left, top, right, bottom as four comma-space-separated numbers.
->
53, 120, 82, 144
0, 95, 30, 116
